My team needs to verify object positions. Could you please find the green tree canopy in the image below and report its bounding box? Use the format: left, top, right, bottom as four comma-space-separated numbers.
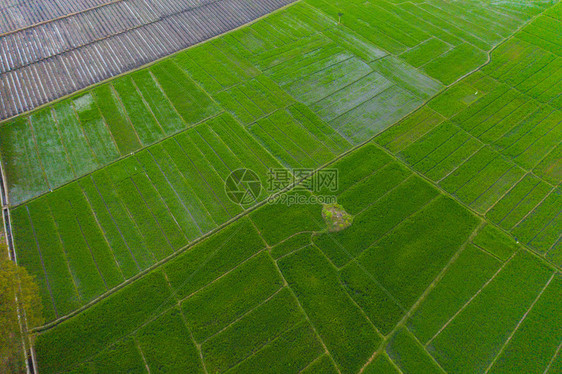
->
0, 242, 44, 373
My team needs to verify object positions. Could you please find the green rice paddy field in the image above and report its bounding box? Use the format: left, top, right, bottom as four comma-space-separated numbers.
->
0, 0, 561, 373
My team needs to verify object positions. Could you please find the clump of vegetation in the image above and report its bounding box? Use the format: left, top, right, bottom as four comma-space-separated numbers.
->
0, 239, 44, 373
322, 203, 353, 232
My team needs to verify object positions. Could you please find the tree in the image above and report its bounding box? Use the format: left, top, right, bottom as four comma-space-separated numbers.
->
0, 248, 44, 373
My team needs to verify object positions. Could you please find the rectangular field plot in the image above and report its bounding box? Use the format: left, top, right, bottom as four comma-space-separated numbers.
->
386, 328, 443, 374
338, 196, 478, 334
12, 114, 287, 321
200, 288, 319, 373
397, 121, 484, 182
278, 246, 381, 374
110, 77, 165, 147
306, 0, 550, 94
265, 46, 372, 104
181, 253, 284, 342
482, 37, 561, 104
487, 275, 562, 374
214, 75, 294, 126
174, 39, 260, 96
512, 187, 562, 264
93, 84, 142, 155
396, 2, 514, 50
452, 86, 542, 144
533, 142, 562, 185
35, 270, 174, 373
375, 107, 445, 153
308, 0, 430, 55
249, 105, 350, 169
230, 2, 335, 58
250, 191, 325, 247
422, 43, 488, 85
79, 338, 147, 373
249, 16, 442, 145
400, 37, 452, 68
427, 80, 486, 119
517, 12, 562, 57
437, 146, 526, 214
0, 117, 50, 205
314, 175, 439, 267
328, 56, 441, 143
428, 251, 554, 374
387, 114, 540, 214
28, 109, 75, 189
226, 322, 324, 374
72, 93, 120, 165
486, 173, 553, 231
333, 85, 421, 144
364, 354, 400, 374
471, 224, 519, 262
136, 308, 204, 373
149, 60, 221, 125
33, 216, 274, 373
0, 58, 225, 206
407, 244, 502, 344
494, 106, 562, 171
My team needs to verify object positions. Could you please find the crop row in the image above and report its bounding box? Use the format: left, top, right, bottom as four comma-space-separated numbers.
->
249, 105, 350, 170
408, 243, 503, 343
0, 0, 295, 119
255, 27, 441, 144
483, 38, 560, 99
31, 138, 557, 373
487, 173, 553, 231
234, 2, 335, 57
438, 146, 526, 213
428, 250, 555, 373
384, 73, 560, 218
375, 106, 445, 153
214, 76, 294, 126
408, 224, 519, 344
399, 37, 452, 69
455, 88, 543, 145
517, 12, 562, 57
422, 43, 488, 85
279, 245, 381, 373
11, 114, 285, 321
404, 221, 562, 373
339, 196, 479, 334
387, 328, 443, 373
0, 0, 116, 35
384, 89, 562, 265
511, 187, 562, 262
462, 89, 561, 177
34, 217, 330, 373
0, 59, 220, 205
